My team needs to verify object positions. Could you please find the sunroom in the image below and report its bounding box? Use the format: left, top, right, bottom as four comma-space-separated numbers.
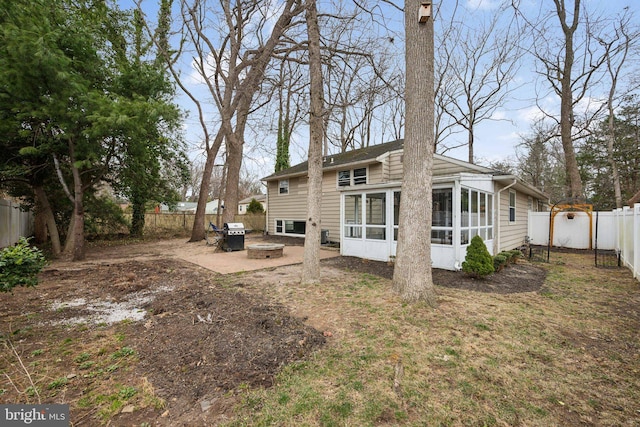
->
340, 174, 495, 270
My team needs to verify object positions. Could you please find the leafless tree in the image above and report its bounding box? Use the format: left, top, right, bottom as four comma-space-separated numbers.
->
436, 1, 522, 163
321, 14, 403, 153
598, 9, 640, 208
139, 0, 305, 241
513, 0, 615, 199
392, 0, 435, 305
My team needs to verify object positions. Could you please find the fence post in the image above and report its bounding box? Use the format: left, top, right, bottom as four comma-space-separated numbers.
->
634, 203, 640, 281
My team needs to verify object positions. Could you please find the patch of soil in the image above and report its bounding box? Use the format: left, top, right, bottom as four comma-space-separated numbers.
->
322, 256, 547, 294
0, 257, 325, 426
128, 281, 325, 424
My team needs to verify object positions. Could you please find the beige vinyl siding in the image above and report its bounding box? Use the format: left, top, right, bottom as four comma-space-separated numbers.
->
383, 153, 485, 183
266, 173, 342, 242
387, 152, 404, 181
320, 173, 341, 242
498, 187, 530, 251
368, 163, 383, 185
266, 178, 307, 236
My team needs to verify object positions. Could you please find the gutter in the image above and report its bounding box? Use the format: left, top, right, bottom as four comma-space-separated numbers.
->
495, 178, 517, 254
262, 180, 270, 235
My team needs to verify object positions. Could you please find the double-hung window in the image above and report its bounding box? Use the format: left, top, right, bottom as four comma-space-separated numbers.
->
338, 167, 367, 187
279, 179, 289, 194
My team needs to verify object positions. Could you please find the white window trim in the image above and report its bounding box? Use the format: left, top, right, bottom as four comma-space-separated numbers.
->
337, 166, 368, 188
278, 179, 289, 195
460, 186, 495, 245
274, 219, 306, 237
509, 190, 517, 223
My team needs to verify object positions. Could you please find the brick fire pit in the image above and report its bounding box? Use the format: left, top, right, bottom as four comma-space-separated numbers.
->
246, 243, 285, 259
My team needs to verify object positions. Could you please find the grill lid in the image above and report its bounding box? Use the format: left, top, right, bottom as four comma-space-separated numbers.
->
224, 222, 245, 230
223, 222, 245, 235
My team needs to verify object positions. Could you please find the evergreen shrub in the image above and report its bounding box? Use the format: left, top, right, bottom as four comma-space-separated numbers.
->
0, 237, 47, 292
246, 198, 265, 214
462, 235, 494, 278
493, 254, 508, 272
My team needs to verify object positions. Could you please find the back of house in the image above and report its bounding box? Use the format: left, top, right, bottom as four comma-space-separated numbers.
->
262, 139, 547, 270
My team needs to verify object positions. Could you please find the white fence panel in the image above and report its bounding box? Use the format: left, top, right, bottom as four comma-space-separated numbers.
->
528, 211, 617, 250
634, 204, 640, 280
528, 212, 550, 246
593, 212, 617, 250
0, 199, 34, 248
529, 205, 640, 282
554, 212, 591, 248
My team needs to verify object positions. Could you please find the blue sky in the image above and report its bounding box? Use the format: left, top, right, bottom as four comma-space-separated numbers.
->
126, 0, 640, 177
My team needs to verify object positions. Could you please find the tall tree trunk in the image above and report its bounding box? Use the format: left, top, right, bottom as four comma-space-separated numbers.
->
130, 189, 146, 237
70, 161, 85, 261
222, 134, 243, 224
34, 185, 61, 256
468, 122, 474, 164
556, 0, 583, 199
608, 109, 623, 208
301, 0, 324, 285
189, 130, 224, 242
392, 0, 436, 305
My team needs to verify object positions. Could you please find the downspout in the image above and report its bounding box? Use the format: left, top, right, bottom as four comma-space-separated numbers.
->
495, 178, 517, 254
263, 180, 269, 235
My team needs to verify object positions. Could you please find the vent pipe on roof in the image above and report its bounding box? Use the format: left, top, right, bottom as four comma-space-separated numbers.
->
330, 157, 334, 164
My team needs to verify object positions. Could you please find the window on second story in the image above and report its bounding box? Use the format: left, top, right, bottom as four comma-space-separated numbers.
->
338, 167, 367, 186
279, 179, 289, 194
353, 168, 367, 185
338, 170, 351, 186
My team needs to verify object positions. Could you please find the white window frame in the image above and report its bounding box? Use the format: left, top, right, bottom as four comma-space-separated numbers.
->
275, 219, 305, 236
337, 167, 368, 187
278, 179, 289, 195
460, 187, 494, 245
509, 190, 516, 223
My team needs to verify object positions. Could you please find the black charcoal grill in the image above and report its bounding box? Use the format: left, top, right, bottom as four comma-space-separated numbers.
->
222, 222, 245, 251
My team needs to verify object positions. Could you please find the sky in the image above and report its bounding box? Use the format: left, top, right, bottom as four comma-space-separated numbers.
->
126, 0, 640, 179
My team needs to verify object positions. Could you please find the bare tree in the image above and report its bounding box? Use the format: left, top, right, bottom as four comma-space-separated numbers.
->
516, 121, 566, 203
513, 0, 614, 199
301, 0, 324, 285
139, 0, 304, 241
598, 9, 639, 208
437, 2, 522, 163
392, 0, 435, 305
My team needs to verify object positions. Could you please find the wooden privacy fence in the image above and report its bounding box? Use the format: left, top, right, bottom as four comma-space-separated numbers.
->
124, 212, 266, 233
0, 199, 34, 248
528, 204, 640, 282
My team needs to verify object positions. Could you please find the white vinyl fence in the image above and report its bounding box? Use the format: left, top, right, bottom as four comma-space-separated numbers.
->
529, 204, 640, 281
0, 199, 34, 249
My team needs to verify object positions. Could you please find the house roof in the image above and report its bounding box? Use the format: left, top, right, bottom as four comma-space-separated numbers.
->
262, 139, 547, 200
239, 194, 266, 204
262, 139, 405, 180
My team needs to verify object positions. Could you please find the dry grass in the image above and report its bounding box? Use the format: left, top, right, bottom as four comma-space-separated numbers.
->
229, 254, 640, 426
0, 325, 163, 423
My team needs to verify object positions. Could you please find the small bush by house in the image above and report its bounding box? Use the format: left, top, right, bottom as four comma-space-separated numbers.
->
462, 235, 494, 278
